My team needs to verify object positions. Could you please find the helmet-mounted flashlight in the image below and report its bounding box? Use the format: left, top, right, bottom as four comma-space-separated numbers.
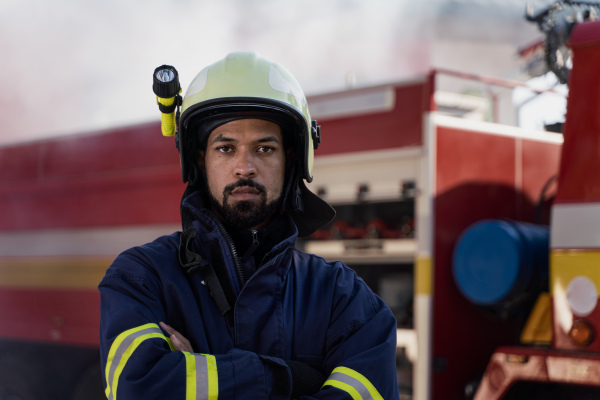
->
153, 65, 182, 137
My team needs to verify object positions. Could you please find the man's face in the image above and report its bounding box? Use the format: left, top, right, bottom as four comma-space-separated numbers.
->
200, 118, 287, 230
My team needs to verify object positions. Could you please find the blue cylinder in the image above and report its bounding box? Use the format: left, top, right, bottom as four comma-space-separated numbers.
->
452, 219, 549, 307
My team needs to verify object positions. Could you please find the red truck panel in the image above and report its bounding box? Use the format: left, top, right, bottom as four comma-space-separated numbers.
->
432, 125, 561, 400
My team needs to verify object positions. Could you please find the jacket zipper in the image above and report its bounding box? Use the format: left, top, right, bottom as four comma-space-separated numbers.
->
246, 230, 259, 260
203, 210, 247, 289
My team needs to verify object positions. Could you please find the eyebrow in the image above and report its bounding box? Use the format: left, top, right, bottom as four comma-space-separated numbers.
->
210, 134, 235, 145
209, 134, 281, 145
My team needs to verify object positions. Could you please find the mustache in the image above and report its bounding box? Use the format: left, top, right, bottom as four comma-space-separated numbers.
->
223, 178, 267, 196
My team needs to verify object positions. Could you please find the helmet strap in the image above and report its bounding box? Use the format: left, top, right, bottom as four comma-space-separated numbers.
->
293, 181, 304, 212
280, 160, 304, 214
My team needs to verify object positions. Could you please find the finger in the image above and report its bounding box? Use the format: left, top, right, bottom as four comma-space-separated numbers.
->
178, 335, 193, 352
175, 336, 193, 352
171, 333, 184, 349
160, 322, 184, 350
159, 321, 174, 335
159, 321, 193, 352
167, 329, 187, 351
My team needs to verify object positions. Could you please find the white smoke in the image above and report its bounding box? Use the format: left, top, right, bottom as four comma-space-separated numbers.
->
0, 0, 554, 145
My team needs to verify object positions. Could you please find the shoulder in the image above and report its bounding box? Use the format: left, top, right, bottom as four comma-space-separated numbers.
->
291, 249, 382, 311
101, 232, 181, 284
291, 248, 361, 281
291, 249, 395, 341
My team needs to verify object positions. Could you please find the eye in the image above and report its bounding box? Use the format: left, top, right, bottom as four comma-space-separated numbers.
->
215, 145, 234, 153
257, 145, 276, 154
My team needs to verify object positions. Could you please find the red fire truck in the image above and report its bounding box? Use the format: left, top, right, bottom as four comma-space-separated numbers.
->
470, 17, 600, 400
1, 8, 600, 400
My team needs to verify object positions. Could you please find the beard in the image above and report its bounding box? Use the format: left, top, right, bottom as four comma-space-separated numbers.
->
208, 178, 281, 230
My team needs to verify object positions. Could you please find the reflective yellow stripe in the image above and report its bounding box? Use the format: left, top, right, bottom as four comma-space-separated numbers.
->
166, 336, 175, 351
323, 379, 362, 400
207, 355, 219, 399
183, 352, 219, 400
322, 366, 383, 400
105, 323, 218, 400
185, 353, 197, 400
104, 323, 169, 400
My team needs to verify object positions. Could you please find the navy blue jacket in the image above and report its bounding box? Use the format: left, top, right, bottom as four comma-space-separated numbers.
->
99, 193, 399, 399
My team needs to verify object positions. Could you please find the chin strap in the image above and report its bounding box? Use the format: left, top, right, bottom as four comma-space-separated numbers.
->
281, 161, 304, 214
293, 180, 304, 212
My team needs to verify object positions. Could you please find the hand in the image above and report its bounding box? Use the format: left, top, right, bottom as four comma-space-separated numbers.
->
159, 321, 194, 352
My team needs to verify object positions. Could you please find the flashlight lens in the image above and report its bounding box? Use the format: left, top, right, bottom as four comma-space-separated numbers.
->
156, 69, 175, 83
153, 65, 180, 98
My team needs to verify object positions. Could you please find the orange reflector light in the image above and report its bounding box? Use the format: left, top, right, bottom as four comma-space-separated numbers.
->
569, 319, 594, 346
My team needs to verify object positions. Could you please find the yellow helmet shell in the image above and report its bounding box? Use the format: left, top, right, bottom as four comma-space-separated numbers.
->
179, 51, 315, 181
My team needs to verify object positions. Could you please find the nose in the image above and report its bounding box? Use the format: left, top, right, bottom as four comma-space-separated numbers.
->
233, 149, 257, 178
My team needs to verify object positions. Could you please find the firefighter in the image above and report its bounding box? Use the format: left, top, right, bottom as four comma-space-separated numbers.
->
99, 52, 399, 399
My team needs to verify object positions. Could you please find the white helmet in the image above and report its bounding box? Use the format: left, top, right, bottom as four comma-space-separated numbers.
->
157, 52, 334, 236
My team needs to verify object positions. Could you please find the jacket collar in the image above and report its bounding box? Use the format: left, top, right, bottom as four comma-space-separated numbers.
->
181, 190, 298, 255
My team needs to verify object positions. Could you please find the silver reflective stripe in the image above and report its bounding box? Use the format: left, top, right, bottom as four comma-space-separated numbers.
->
195, 354, 209, 397
328, 371, 373, 400
323, 367, 383, 400
105, 324, 165, 400
184, 352, 219, 400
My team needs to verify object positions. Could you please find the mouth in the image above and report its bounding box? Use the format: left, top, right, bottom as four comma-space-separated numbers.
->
229, 186, 262, 200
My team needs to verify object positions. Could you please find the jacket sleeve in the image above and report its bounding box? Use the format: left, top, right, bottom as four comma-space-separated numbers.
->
302, 263, 400, 400
99, 246, 292, 400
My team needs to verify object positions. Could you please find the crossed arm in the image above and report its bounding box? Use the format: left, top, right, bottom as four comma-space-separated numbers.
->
100, 252, 399, 399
